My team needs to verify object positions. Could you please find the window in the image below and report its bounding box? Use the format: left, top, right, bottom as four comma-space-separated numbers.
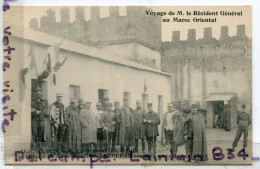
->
69, 85, 80, 100
98, 89, 109, 106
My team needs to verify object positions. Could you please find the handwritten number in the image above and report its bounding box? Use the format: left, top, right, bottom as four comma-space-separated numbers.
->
212, 147, 225, 161
226, 148, 235, 159
237, 149, 249, 160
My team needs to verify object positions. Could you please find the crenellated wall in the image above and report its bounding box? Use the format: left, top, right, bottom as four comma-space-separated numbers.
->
161, 25, 252, 107
29, 6, 161, 49
29, 6, 162, 69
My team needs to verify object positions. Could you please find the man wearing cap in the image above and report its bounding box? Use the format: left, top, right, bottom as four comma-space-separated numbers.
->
95, 102, 104, 152
65, 98, 81, 154
31, 87, 48, 150
119, 98, 135, 153
190, 102, 208, 161
80, 102, 97, 153
77, 98, 85, 112
50, 93, 66, 154
112, 101, 121, 151
162, 103, 184, 157
133, 100, 146, 153
100, 102, 115, 152
161, 103, 174, 150
232, 104, 251, 152
143, 103, 160, 155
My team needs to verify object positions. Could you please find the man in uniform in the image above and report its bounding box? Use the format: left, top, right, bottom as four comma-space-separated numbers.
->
50, 93, 66, 154
161, 103, 175, 152
31, 87, 48, 150
65, 98, 81, 154
112, 101, 121, 151
100, 102, 115, 152
143, 103, 160, 155
119, 98, 135, 153
133, 100, 146, 153
77, 98, 85, 112
80, 101, 97, 153
95, 102, 104, 152
232, 104, 251, 152
191, 102, 208, 162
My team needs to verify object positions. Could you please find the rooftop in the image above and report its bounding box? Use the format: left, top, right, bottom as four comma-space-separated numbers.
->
10, 24, 171, 77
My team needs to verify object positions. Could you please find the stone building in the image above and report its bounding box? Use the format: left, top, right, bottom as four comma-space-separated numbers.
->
5, 6, 172, 150
29, 6, 162, 69
161, 25, 252, 128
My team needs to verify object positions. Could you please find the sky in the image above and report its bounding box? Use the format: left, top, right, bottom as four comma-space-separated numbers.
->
22, 6, 252, 42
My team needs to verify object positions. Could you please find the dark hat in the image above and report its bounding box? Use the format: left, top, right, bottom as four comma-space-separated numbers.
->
78, 98, 84, 102
147, 103, 153, 107
56, 93, 63, 97
106, 102, 113, 106
242, 104, 246, 109
70, 98, 77, 103
191, 103, 198, 108
85, 101, 92, 104
114, 101, 119, 105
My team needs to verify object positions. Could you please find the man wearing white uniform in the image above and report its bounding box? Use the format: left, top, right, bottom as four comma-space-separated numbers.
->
162, 103, 175, 151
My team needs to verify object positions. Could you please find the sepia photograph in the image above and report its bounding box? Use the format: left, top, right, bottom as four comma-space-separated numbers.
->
3, 5, 252, 165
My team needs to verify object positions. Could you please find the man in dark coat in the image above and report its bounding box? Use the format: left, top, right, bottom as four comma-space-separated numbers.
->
31, 87, 48, 150
65, 98, 81, 154
112, 101, 121, 151
133, 100, 146, 153
143, 103, 160, 155
119, 98, 135, 153
191, 103, 208, 162
232, 104, 251, 152
77, 98, 85, 112
50, 93, 66, 154
100, 102, 115, 152
95, 102, 104, 152
161, 102, 184, 157
183, 113, 193, 161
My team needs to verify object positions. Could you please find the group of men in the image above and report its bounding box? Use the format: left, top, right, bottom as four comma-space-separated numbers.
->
31, 87, 250, 160
31, 88, 162, 155
161, 102, 208, 162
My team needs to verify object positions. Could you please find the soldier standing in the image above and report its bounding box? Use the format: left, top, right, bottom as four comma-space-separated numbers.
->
119, 98, 135, 153
77, 98, 85, 112
65, 98, 81, 154
133, 100, 146, 153
183, 112, 193, 162
95, 102, 104, 152
112, 101, 121, 152
161, 103, 175, 152
80, 102, 97, 153
232, 104, 251, 152
31, 87, 48, 150
100, 102, 115, 152
143, 103, 160, 155
50, 93, 66, 154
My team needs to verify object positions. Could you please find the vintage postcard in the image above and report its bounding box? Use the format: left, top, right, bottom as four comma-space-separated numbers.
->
2, 5, 252, 165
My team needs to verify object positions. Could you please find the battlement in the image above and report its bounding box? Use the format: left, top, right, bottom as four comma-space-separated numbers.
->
30, 6, 162, 49
164, 24, 250, 48
162, 24, 251, 72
